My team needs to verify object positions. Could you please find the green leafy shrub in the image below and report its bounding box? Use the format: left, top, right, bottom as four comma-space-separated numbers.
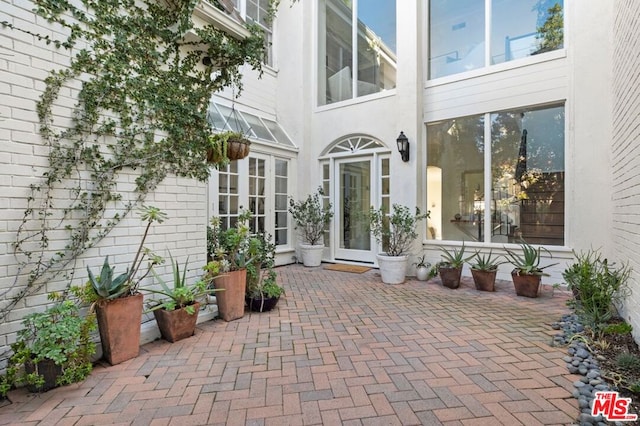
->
604, 322, 633, 335
616, 353, 640, 370
289, 188, 334, 246
563, 249, 631, 329
369, 204, 429, 256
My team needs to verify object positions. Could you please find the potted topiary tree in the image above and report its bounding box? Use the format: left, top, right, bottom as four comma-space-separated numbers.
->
504, 241, 558, 297
369, 204, 429, 284
288, 188, 333, 267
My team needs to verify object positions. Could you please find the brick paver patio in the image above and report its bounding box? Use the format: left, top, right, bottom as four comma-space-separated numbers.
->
0, 264, 578, 425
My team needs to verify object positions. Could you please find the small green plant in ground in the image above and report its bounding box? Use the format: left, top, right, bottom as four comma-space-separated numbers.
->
604, 322, 633, 335
616, 353, 640, 370
563, 249, 631, 331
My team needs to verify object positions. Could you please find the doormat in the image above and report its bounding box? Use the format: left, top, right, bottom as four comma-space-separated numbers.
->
324, 264, 371, 274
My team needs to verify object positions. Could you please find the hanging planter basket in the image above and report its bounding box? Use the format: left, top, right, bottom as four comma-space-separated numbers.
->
206, 132, 250, 164
226, 137, 251, 160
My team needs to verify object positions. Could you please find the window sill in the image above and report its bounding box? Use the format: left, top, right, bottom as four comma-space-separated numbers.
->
315, 88, 396, 113
425, 49, 567, 88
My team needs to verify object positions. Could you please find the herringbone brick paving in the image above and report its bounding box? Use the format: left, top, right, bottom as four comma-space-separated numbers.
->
0, 264, 578, 425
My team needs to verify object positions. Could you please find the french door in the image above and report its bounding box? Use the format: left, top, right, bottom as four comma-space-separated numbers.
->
333, 155, 390, 263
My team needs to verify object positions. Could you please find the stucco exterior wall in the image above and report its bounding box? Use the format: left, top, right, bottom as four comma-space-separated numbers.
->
611, 0, 640, 341
0, 2, 208, 359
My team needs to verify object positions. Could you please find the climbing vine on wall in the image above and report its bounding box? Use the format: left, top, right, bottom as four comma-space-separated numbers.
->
1, 0, 275, 322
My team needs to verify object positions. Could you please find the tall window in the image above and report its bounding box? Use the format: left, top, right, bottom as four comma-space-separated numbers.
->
233, 0, 274, 66
274, 159, 289, 246
429, 0, 564, 79
218, 162, 240, 230
427, 104, 565, 245
248, 157, 266, 233
318, 0, 397, 105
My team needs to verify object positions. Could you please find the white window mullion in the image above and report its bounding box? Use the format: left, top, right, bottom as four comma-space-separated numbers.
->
351, 0, 358, 100
485, 0, 491, 67
483, 113, 492, 242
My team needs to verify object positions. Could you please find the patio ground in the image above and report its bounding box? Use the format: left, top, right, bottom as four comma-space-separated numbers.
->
0, 264, 579, 425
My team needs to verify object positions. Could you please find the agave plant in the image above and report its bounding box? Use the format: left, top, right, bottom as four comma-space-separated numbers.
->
86, 256, 131, 301
437, 243, 472, 268
468, 250, 506, 272
504, 242, 558, 276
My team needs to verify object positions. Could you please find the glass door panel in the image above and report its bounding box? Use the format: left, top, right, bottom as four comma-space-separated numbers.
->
335, 159, 373, 262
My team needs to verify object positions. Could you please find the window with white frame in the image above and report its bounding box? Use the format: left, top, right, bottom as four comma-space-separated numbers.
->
318, 0, 397, 106
429, 0, 564, 79
426, 104, 565, 246
233, 0, 274, 66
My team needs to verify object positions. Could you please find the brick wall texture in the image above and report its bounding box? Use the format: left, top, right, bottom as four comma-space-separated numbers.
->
612, 0, 640, 340
0, 2, 208, 361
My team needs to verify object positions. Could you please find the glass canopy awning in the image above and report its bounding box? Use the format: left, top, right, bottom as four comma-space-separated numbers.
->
207, 102, 296, 149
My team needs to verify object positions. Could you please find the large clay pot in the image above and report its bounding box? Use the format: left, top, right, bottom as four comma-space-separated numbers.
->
213, 269, 247, 321
439, 266, 462, 289
153, 302, 200, 343
511, 271, 541, 298
376, 254, 408, 284
95, 293, 143, 365
299, 243, 324, 267
471, 269, 497, 292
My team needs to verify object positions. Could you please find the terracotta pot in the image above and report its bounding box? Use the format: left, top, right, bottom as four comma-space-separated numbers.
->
439, 266, 462, 289
95, 293, 143, 365
247, 296, 280, 312
25, 358, 62, 393
226, 138, 251, 160
153, 302, 200, 343
511, 271, 541, 298
471, 269, 497, 292
213, 269, 247, 321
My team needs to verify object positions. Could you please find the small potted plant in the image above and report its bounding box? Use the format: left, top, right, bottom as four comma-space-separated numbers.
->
288, 187, 333, 267
145, 255, 218, 342
369, 204, 429, 284
245, 232, 284, 312
413, 254, 431, 281
207, 131, 250, 164
0, 293, 95, 396
206, 209, 256, 321
75, 205, 166, 365
468, 250, 506, 292
504, 241, 558, 297
434, 243, 472, 289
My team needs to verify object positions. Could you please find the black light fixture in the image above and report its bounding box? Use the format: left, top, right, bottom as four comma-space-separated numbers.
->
396, 131, 410, 162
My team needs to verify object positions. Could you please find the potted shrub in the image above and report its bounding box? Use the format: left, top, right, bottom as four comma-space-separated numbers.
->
504, 241, 558, 297
206, 209, 256, 321
413, 254, 431, 281
0, 293, 95, 396
288, 187, 334, 267
76, 206, 166, 365
145, 256, 217, 342
245, 233, 284, 312
369, 204, 429, 284
434, 243, 472, 289
468, 250, 506, 292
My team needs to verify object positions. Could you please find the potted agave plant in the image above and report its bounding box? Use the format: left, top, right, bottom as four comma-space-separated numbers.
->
504, 241, 558, 297
369, 204, 429, 284
468, 250, 506, 292
76, 206, 166, 365
145, 255, 218, 342
434, 243, 472, 289
288, 187, 333, 267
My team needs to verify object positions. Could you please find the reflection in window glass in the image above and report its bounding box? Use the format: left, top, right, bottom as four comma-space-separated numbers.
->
243, 113, 275, 141
263, 119, 295, 146
319, 0, 396, 105
218, 161, 240, 230
429, 0, 563, 79
491, 105, 564, 245
426, 104, 564, 245
427, 115, 485, 241
216, 104, 254, 136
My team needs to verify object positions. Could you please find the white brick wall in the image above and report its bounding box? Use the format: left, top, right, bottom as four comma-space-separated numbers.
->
0, 2, 208, 361
612, 0, 640, 341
